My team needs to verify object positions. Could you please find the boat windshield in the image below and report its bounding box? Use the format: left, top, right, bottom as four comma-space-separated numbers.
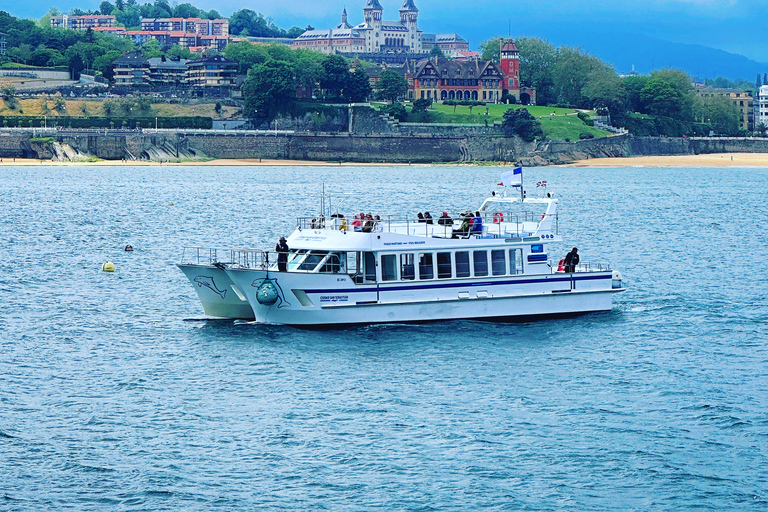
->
297, 251, 329, 271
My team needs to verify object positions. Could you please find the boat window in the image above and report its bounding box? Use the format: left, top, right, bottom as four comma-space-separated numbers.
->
287, 249, 309, 271
418, 253, 434, 280
297, 251, 328, 271
473, 251, 488, 277
531, 244, 544, 253
364, 252, 376, 281
491, 249, 506, 276
437, 252, 452, 279
346, 252, 359, 274
381, 254, 397, 281
509, 249, 523, 274
455, 251, 470, 278
400, 253, 415, 280
319, 253, 343, 273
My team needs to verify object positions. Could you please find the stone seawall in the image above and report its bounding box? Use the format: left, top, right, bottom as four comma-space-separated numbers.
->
4, 128, 768, 165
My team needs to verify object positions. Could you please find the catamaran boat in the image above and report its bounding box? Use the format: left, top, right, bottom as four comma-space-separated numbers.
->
177, 185, 626, 326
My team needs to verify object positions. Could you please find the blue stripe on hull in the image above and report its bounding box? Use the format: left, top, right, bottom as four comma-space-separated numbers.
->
302, 273, 611, 295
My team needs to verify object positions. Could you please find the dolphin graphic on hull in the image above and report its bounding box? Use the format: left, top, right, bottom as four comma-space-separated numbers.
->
194, 276, 228, 299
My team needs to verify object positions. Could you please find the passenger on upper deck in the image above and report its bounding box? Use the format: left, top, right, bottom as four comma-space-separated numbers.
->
472, 211, 483, 234
438, 212, 453, 226
417, 213, 425, 223
352, 213, 363, 230
362, 213, 374, 233
424, 212, 433, 224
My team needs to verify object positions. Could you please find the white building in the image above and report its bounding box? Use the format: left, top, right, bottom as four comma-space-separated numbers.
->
756, 85, 768, 132
293, 0, 422, 54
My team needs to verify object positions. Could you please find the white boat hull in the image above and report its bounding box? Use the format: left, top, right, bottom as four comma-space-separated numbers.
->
177, 264, 256, 320
223, 268, 624, 326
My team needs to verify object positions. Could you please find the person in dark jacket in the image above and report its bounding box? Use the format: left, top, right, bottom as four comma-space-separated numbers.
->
563, 247, 579, 273
276, 237, 289, 272
424, 212, 433, 224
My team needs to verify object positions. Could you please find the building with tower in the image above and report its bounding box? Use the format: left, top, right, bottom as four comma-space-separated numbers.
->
409, 39, 536, 104
292, 0, 467, 62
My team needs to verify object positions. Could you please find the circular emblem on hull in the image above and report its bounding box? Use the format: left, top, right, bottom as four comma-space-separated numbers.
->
256, 279, 279, 305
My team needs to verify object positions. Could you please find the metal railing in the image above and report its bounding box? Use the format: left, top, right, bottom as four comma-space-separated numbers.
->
296, 211, 558, 238
180, 246, 269, 269
548, 258, 612, 273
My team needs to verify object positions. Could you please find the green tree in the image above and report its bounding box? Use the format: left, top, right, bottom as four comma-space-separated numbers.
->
7, 43, 34, 65
515, 37, 558, 105
343, 70, 372, 102
141, 39, 163, 59
695, 94, 741, 135
242, 60, 296, 123
478, 37, 503, 63
552, 47, 608, 108
100, 1, 115, 15
429, 46, 446, 59
1, 84, 16, 101
376, 69, 407, 103
165, 45, 195, 60
623, 75, 650, 112
640, 69, 695, 121
224, 41, 269, 73
411, 98, 432, 113
53, 95, 66, 111
173, 3, 203, 18
501, 108, 544, 141
321, 54, 350, 99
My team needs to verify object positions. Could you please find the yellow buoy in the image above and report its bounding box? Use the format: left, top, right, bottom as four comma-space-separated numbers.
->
102, 261, 115, 272
168, 201, 174, 206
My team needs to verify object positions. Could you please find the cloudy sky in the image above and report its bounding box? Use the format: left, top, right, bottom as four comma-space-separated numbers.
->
9, 0, 766, 63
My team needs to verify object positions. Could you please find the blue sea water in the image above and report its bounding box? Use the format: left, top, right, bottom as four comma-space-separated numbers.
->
1, 164, 767, 511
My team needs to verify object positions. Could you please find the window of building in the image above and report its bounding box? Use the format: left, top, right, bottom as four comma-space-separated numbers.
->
455, 251, 470, 278
473, 251, 488, 277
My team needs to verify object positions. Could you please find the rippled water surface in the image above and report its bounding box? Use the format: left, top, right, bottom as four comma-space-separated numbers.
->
2, 164, 767, 510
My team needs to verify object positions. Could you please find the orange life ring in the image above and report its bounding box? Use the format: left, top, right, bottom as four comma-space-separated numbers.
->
557, 258, 565, 271
493, 212, 504, 223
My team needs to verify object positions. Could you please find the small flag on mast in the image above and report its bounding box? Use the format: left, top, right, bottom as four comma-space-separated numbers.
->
499, 167, 522, 187
537, 180, 547, 187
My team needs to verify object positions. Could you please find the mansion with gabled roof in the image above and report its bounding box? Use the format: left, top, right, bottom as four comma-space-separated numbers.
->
409, 40, 536, 104
292, 0, 468, 58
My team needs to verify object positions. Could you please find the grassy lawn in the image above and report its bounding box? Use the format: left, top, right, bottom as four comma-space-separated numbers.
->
408, 102, 611, 140
0, 98, 238, 118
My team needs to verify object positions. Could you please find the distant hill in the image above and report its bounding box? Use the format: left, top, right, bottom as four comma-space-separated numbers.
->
565, 32, 768, 82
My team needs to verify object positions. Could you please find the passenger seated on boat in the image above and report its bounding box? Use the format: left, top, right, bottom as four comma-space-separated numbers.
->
453, 213, 473, 238
352, 213, 363, 231
437, 212, 454, 226
310, 217, 317, 228
362, 213, 374, 233
472, 211, 483, 234
417, 212, 425, 223
424, 212, 434, 224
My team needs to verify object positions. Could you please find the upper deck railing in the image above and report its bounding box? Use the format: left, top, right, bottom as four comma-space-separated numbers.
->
297, 210, 558, 238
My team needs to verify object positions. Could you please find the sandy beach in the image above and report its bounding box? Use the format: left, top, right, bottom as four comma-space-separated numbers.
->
568, 153, 768, 167
3, 153, 768, 167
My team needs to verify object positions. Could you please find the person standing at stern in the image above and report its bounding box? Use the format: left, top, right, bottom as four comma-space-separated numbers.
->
563, 247, 579, 273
